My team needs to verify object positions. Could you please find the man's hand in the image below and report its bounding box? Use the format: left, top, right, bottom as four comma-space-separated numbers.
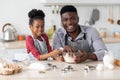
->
63, 45, 76, 53
74, 50, 88, 63
56, 55, 64, 62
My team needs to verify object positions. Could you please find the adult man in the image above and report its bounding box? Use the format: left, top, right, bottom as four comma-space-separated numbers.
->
52, 5, 107, 63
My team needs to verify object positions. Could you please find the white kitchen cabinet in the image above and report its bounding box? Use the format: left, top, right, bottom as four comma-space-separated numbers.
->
42, 0, 120, 6
105, 43, 120, 59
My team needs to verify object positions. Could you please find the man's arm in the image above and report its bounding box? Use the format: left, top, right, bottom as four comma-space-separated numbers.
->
90, 28, 107, 60
74, 51, 97, 63
74, 28, 107, 63
88, 53, 97, 60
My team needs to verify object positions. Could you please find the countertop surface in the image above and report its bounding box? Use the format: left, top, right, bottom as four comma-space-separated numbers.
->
0, 40, 25, 49
103, 37, 120, 44
0, 60, 120, 80
0, 37, 120, 49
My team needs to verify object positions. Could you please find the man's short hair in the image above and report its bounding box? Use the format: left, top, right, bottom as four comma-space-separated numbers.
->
60, 5, 78, 15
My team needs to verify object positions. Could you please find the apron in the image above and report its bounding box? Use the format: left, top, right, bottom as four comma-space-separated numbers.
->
65, 33, 92, 53
33, 36, 48, 54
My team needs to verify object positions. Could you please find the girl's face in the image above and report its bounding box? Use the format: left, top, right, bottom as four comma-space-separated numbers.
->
30, 19, 44, 37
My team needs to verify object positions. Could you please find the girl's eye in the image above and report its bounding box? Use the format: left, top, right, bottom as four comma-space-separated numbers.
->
36, 26, 39, 28
36, 25, 44, 29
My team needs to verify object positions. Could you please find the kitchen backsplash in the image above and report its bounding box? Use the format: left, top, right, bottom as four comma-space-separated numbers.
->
0, 0, 120, 39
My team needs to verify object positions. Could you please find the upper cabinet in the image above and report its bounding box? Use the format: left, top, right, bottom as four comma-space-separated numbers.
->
40, 0, 120, 6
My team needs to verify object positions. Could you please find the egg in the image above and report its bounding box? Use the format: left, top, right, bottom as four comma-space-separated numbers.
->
96, 63, 104, 71
107, 64, 114, 69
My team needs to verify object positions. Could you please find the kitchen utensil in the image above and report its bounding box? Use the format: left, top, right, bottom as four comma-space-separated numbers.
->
89, 8, 100, 25
108, 7, 111, 22
117, 7, 120, 25
17, 35, 25, 41
108, 7, 114, 24
51, 5, 55, 14
2, 23, 16, 41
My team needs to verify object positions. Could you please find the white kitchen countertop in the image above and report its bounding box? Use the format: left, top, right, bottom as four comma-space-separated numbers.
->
0, 47, 119, 80
0, 40, 26, 49
0, 37, 120, 49
103, 37, 120, 44
0, 60, 120, 80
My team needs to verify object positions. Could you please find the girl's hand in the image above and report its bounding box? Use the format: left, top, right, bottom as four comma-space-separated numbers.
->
51, 49, 62, 57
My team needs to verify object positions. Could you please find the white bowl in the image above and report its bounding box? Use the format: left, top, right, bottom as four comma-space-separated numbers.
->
63, 52, 75, 63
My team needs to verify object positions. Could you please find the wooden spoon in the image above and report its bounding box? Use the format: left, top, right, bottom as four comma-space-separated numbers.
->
117, 7, 120, 25
108, 6, 114, 24
111, 6, 114, 24
108, 7, 111, 22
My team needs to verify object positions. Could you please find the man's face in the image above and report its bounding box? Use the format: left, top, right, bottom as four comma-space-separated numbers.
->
61, 12, 79, 33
